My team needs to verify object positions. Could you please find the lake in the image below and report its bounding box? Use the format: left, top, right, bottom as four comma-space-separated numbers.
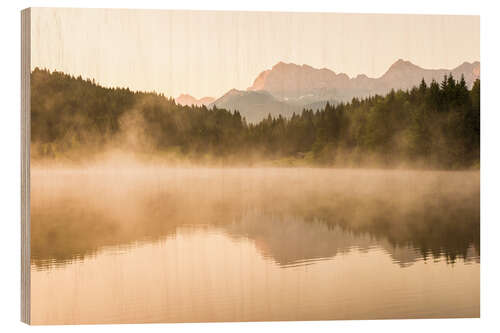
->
30, 167, 480, 324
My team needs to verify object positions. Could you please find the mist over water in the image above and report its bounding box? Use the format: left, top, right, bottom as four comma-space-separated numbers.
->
31, 164, 480, 266
30, 164, 479, 323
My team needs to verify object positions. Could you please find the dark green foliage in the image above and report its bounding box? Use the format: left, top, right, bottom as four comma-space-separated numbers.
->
31, 68, 480, 168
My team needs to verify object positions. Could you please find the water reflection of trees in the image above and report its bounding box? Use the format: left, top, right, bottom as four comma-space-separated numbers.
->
31, 169, 479, 269
306, 196, 479, 264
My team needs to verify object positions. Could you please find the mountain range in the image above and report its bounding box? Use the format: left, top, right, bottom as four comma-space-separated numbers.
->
247, 59, 480, 102
191, 59, 479, 123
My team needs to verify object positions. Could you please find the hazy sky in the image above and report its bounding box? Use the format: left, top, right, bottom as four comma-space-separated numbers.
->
31, 8, 479, 99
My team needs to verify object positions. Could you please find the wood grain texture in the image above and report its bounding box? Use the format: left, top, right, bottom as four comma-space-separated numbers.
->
21, 7, 31, 325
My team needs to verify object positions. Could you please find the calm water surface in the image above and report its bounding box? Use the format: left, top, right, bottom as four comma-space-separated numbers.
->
30, 167, 480, 324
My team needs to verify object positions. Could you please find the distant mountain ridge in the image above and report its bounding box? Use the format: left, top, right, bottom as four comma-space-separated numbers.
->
247, 59, 480, 103
210, 59, 479, 123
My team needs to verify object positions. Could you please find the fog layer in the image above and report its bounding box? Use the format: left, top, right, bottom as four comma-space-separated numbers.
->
31, 166, 479, 268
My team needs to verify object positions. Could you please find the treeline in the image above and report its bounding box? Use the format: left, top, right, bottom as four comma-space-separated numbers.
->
31, 68, 480, 168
